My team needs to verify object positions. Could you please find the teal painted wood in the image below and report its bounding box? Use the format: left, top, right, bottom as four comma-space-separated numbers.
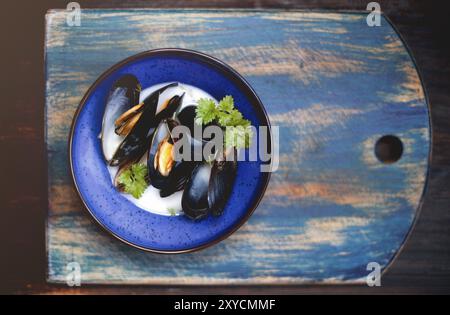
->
45, 9, 430, 284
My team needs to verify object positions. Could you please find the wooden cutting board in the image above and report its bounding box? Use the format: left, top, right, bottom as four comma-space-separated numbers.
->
45, 9, 430, 284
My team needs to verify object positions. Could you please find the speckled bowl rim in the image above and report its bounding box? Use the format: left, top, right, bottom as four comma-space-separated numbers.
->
69, 48, 272, 254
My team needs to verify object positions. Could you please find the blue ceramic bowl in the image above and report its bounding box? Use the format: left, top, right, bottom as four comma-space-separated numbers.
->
70, 49, 271, 253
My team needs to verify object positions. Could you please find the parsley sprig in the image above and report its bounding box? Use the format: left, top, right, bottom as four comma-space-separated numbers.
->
117, 163, 148, 199
195, 96, 253, 149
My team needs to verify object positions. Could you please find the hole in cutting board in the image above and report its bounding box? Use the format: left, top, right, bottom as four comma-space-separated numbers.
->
375, 135, 404, 164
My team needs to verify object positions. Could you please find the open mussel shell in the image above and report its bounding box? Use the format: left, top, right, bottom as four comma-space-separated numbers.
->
114, 102, 145, 136
109, 83, 181, 166
147, 119, 175, 189
148, 118, 197, 197
101, 74, 141, 163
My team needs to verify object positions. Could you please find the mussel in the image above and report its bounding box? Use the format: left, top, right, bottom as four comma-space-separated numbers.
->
208, 149, 237, 216
176, 105, 215, 143
147, 119, 197, 198
181, 148, 237, 220
114, 102, 145, 136
113, 161, 132, 191
109, 83, 182, 166
114, 90, 184, 137
181, 163, 212, 220
101, 74, 141, 163
176, 105, 197, 135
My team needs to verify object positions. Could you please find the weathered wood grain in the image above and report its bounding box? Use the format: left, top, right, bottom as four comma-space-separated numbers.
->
44, 9, 430, 285
0, 0, 448, 297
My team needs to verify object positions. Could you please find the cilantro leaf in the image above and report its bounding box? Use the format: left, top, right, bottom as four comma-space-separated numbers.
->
225, 126, 253, 149
131, 163, 147, 179
195, 95, 253, 149
117, 163, 148, 199
229, 109, 245, 126
218, 95, 234, 113
195, 98, 218, 125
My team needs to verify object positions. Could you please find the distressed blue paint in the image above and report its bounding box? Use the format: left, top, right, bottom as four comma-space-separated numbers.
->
46, 10, 430, 284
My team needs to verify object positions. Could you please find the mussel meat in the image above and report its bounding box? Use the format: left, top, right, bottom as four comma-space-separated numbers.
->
114, 102, 145, 136
148, 119, 197, 198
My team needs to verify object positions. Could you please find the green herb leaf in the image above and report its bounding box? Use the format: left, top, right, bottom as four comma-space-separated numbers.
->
195, 98, 218, 125
131, 163, 147, 179
218, 95, 234, 113
117, 163, 148, 199
195, 95, 253, 149
225, 125, 253, 149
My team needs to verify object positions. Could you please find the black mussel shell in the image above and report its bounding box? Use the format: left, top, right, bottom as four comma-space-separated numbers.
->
177, 105, 218, 144
177, 105, 197, 135
113, 74, 141, 106
109, 83, 180, 166
181, 163, 212, 220
154, 92, 185, 122
159, 160, 197, 198
208, 148, 237, 216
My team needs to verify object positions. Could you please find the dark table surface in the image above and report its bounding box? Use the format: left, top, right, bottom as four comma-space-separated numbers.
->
1, 0, 449, 294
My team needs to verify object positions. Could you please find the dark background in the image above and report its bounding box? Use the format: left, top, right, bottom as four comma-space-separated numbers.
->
1, 0, 449, 294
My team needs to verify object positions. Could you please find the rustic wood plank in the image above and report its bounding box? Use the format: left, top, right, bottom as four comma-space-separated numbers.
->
0, 0, 448, 296
44, 9, 430, 285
